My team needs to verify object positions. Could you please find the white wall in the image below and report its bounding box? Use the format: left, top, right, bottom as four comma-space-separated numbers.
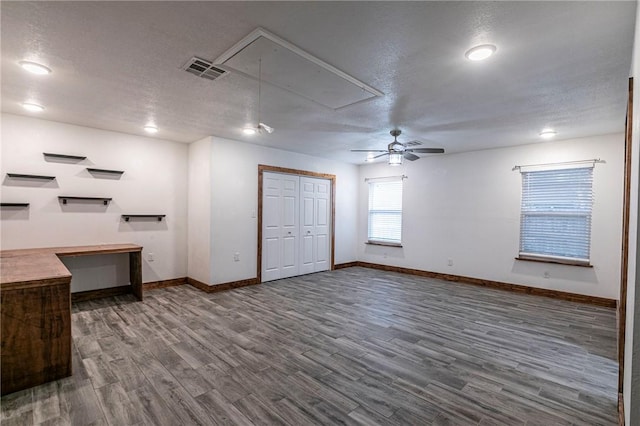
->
625, 3, 640, 423
187, 136, 212, 284
0, 114, 188, 290
208, 136, 359, 285
358, 133, 624, 300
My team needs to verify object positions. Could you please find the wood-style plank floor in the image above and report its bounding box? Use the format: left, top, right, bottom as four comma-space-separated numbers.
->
1, 267, 618, 425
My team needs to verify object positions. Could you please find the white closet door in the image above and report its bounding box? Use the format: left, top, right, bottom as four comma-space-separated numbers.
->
300, 177, 331, 274
300, 179, 316, 275
262, 172, 300, 282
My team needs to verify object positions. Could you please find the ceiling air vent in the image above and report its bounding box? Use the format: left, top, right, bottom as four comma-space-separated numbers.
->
405, 140, 422, 147
183, 57, 227, 81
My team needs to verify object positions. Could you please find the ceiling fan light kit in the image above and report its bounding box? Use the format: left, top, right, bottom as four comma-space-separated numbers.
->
388, 153, 403, 166
351, 129, 444, 165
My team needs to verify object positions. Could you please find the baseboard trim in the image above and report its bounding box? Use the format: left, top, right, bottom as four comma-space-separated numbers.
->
349, 261, 616, 308
72, 277, 187, 303
619, 392, 625, 426
187, 277, 260, 294
186, 277, 210, 292
71, 286, 131, 303
143, 277, 187, 290
334, 261, 359, 269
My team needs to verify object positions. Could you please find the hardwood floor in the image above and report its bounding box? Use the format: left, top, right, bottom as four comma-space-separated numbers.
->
1, 267, 618, 425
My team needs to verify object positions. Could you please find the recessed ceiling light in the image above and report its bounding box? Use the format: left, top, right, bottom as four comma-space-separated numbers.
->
22, 102, 45, 112
19, 61, 52, 75
243, 128, 257, 135
539, 129, 557, 139
465, 44, 497, 61
365, 153, 375, 162
144, 125, 158, 134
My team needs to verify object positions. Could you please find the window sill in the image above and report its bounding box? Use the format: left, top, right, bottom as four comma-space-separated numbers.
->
515, 256, 592, 268
365, 241, 403, 248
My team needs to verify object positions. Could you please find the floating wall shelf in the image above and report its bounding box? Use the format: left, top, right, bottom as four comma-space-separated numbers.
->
87, 168, 124, 175
43, 152, 87, 161
0, 203, 29, 207
7, 173, 56, 180
59, 196, 112, 205
122, 214, 166, 222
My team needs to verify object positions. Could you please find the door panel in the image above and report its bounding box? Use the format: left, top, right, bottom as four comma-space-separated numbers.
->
300, 179, 316, 275
299, 177, 331, 275
262, 172, 299, 282
283, 196, 296, 227
282, 236, 297, 275
264, 196, 279, 228
316, 234, 328, 264
302, 235, 314, 264
303, 198, 314, 226
265, 238, 279, 270
313, 179, 331, 272
317, 198, 328, 226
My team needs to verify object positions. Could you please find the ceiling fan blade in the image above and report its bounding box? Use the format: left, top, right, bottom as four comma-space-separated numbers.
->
373, 152, 389, 159
350, 149, 387, 152
406, 148, 445, 154
403, 152, 420, 161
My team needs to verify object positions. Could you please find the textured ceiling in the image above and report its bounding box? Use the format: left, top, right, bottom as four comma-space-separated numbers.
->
1, 2, 636, 164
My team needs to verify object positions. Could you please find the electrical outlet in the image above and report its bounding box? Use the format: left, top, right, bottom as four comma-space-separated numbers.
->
147, 253, 155, 262
447, 258, 453, 266
234, 252, 240, 262
383, 252, 388, 259
543, 271, 550, 279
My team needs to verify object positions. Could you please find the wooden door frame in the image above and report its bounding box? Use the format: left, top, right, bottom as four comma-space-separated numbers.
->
619, 77, 633, 397
257, 165, 336, 283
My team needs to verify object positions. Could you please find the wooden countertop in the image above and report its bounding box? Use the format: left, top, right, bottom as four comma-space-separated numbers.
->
1, 244, 143, 289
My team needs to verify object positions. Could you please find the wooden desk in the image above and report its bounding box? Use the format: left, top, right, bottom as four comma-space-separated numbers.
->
0, 243, 143, 396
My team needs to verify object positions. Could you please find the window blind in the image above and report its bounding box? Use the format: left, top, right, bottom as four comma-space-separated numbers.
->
519, 166, 593, 264
368, 178, 403, 244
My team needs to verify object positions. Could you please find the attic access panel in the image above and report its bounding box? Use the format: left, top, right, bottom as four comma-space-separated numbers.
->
215, 28, 383, 110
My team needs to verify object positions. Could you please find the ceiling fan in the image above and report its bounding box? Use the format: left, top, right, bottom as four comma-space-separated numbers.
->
351, 130, 445, 165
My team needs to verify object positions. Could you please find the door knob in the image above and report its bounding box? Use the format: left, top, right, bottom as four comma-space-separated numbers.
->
287, 231, 291, 234
307, 231, 311, 234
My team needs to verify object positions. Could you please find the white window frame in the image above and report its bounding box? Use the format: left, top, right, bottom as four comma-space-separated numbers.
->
367, 176, 403, 247
517, 164, 594, 266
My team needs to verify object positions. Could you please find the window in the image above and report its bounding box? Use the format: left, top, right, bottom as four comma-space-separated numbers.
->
519, 165, 594, 265
368, 177, 403, 245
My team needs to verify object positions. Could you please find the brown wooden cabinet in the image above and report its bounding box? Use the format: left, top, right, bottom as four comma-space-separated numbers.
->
0, 244, 143, 395
1, 279, 72, 395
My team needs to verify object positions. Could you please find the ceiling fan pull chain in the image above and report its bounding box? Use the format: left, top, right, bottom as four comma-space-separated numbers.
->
258, 57, 262, 127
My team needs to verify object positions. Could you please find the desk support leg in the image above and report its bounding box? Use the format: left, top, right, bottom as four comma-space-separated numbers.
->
130, 251, 143, 301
